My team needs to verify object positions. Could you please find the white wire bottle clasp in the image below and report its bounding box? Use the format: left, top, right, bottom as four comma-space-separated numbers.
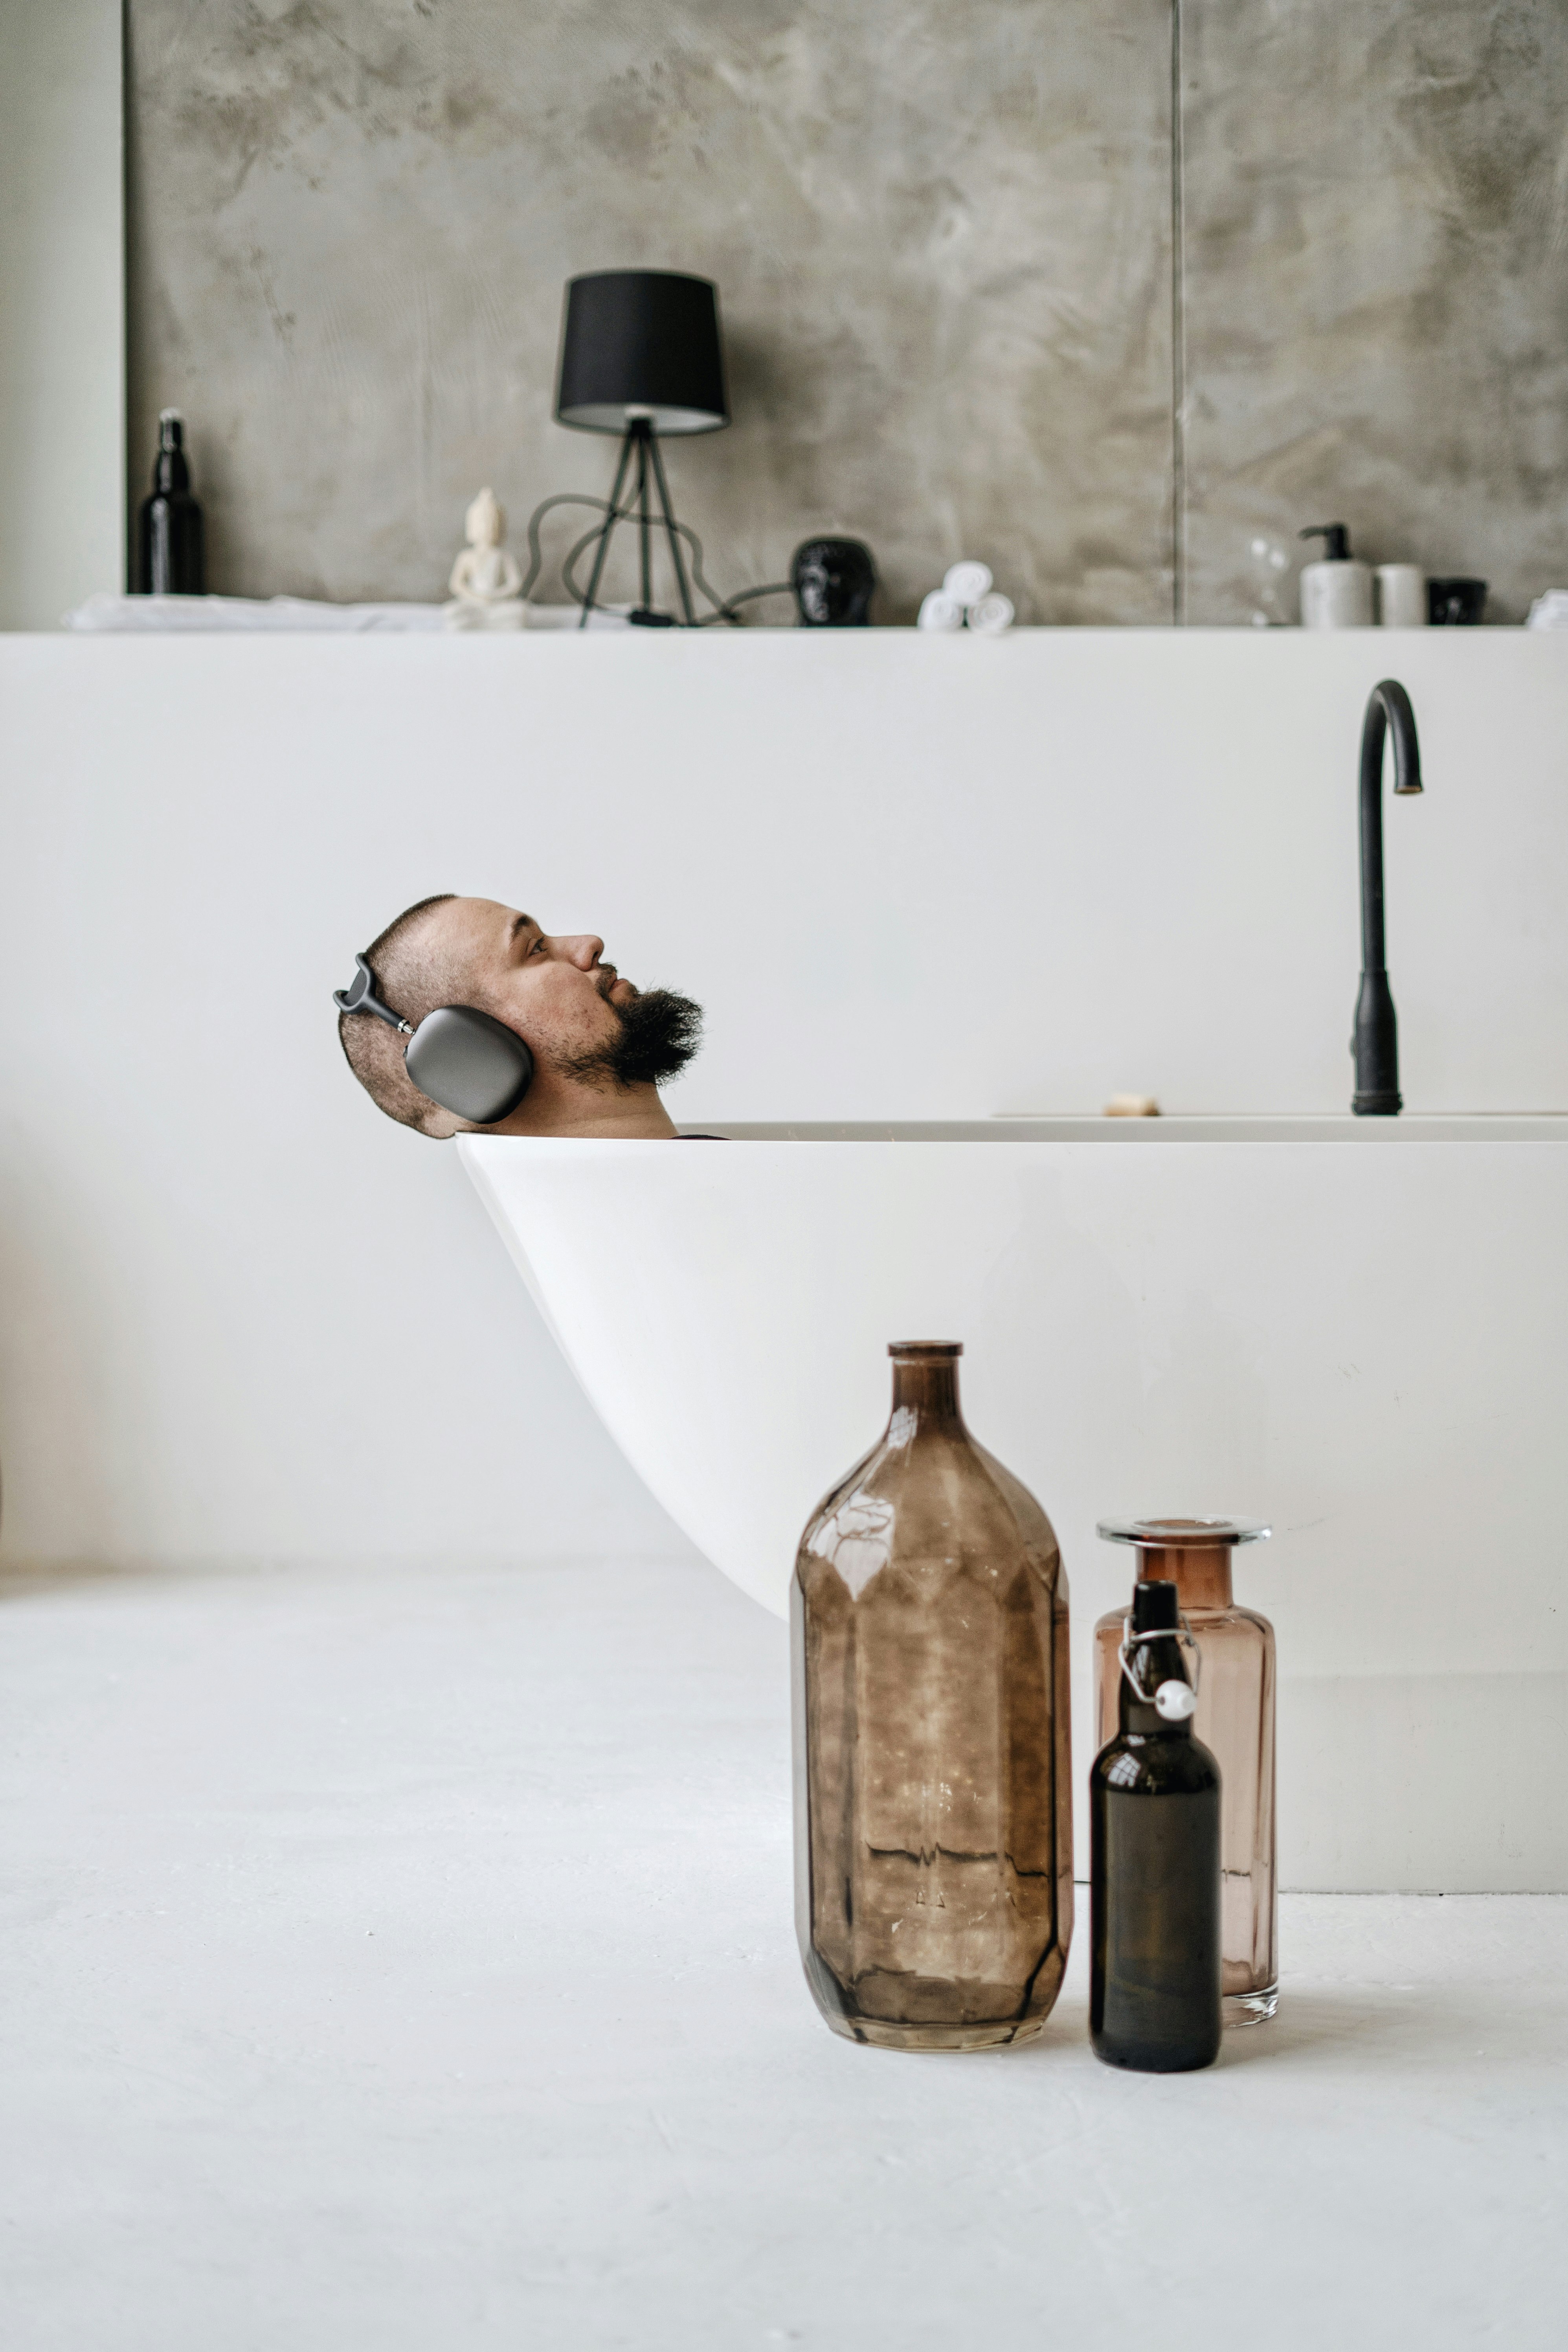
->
1118, 1614, 1201, 1722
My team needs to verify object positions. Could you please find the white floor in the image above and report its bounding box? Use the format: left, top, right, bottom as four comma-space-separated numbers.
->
1, 1557, 1562, 2352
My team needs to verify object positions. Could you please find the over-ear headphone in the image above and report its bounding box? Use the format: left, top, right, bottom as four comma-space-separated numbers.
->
334, 953, 534, 1125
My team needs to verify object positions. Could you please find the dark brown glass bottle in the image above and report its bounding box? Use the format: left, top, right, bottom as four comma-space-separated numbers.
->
1090, 1578, 1221, 2073
793, 1342, 1072, 2051
136, 410, 205, 594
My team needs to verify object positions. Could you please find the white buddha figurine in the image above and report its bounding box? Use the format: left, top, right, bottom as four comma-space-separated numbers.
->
444, 487, 525, 630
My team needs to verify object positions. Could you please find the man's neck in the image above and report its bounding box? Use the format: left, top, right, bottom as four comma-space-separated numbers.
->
486, 1079, 679, 1140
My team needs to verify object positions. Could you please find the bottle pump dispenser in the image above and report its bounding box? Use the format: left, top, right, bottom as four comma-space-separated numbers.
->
1298, 522, 1372, 628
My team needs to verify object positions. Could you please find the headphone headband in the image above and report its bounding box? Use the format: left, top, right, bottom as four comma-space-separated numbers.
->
334, 953, 413, 1034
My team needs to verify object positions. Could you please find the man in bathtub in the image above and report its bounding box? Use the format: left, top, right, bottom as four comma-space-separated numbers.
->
334, 895, 702, 1139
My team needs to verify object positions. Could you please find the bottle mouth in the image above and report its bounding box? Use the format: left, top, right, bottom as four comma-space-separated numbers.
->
1098, 1514, 1270, 1548
887, 1340, 963, 1358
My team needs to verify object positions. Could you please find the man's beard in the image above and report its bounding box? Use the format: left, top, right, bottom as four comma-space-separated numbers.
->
557, 987, 704, 1091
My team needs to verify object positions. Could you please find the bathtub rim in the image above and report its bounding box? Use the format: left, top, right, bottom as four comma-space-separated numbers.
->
659, 1114, 1568, 1144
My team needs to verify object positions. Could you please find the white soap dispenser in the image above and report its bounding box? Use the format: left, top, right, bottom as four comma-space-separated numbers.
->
1298, 523, 1373, 628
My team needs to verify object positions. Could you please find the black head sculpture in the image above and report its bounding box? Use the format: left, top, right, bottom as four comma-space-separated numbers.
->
791, 537, 877, 627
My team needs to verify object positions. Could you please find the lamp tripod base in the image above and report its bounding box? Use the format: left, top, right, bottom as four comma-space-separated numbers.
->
573, 419, 696, 629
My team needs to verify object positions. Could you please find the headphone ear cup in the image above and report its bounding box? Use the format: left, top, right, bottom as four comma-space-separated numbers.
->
404, 1006, 534, 1125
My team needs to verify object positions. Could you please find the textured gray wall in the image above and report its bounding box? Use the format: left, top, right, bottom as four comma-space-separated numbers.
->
1181, 1, 1568, 626
126, 1, 1568, 622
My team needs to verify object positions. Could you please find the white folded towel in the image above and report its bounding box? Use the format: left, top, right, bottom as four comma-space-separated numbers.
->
64, 592, 447, 632
62, 592, 633, 634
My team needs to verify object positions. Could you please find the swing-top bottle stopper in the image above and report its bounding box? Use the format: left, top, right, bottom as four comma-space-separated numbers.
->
1120, 1577, 1201, 1721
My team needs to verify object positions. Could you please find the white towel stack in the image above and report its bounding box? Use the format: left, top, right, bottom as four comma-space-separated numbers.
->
917, 561, 1015, 635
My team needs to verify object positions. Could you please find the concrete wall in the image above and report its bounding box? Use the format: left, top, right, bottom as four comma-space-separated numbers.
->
0, 0, 123, 628
125, 1, 1568, 625
1181, 1, 1568, 627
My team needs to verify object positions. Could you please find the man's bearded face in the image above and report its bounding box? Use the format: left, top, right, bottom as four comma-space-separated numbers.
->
556, 983, 703, 1090
418, 898, 703, 1099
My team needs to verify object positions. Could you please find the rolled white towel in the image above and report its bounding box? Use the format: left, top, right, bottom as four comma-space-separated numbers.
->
968, 591, 1015, 637
942, 559, 993, 608
918, 590, 965, 632
1526, 590, 1568, 630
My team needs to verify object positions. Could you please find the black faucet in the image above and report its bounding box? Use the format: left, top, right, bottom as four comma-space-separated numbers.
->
1352, 680, 1423, 1114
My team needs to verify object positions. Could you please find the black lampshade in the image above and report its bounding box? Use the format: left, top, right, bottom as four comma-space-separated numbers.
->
555, 270, 728, 435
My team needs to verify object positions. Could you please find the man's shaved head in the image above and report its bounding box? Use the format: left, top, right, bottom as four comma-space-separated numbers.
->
336, 895, 465, 1135
336, 895, 702, 1141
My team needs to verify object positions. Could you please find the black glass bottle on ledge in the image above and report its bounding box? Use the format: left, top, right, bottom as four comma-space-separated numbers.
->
1090, 1578, 1222, 2073
135, 410, 205, 595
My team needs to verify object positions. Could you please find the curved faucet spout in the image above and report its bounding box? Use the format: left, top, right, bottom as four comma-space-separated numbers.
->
1353, 680, 1423, 1115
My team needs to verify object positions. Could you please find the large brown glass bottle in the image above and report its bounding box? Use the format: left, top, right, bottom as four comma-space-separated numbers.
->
1094, 1517, 1276, 2023
793, 1342, 1072, 2051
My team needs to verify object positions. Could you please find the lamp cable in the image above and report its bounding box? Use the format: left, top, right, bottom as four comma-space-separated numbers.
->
521, 489, 790, 627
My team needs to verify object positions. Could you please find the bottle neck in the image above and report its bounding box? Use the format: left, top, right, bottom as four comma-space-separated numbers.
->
153, 422, 190, 497
888, 1355, 964, 1431
1117, 1627, 1191, 1738
1135, 1544, 1232, 1609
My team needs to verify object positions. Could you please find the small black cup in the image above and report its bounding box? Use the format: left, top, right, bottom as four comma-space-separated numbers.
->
791, 538, 877, 627
1427, 577, 1487, 626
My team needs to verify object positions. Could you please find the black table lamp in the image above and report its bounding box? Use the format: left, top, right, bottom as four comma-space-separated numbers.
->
554, 270, 728, 627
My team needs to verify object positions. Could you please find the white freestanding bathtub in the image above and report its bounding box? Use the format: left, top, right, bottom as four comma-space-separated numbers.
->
460, 1118, 1568, 1892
